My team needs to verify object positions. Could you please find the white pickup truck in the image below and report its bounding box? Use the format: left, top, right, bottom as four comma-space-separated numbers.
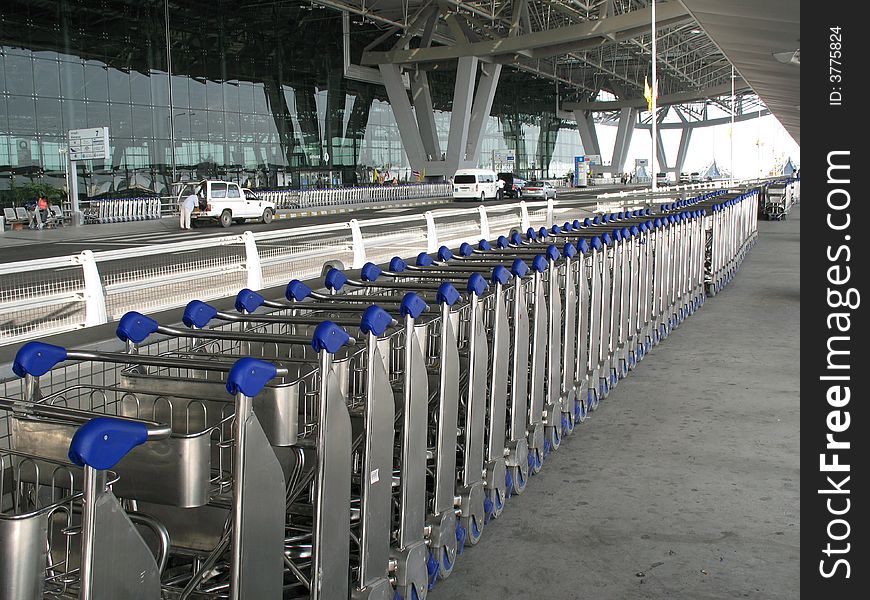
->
179, 180, 276, 228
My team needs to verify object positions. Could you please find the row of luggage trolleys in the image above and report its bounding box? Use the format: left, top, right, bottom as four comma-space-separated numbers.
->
0, 188, 758, 600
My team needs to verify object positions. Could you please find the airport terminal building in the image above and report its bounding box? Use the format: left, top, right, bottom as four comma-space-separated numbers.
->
0, 0, 586, 198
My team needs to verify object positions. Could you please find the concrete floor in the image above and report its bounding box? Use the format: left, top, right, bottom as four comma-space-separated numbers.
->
434, 206, 800, 599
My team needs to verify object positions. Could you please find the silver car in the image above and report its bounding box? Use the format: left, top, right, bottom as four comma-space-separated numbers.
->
523, 180, 557, 200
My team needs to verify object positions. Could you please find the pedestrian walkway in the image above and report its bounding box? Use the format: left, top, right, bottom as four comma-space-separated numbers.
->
435, 205, 801, 599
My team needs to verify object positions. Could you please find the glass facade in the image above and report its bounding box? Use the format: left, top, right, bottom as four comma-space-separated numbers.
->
0, 0, 583, 199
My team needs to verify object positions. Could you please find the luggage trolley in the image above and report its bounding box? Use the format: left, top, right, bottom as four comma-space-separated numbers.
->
437, 239, 568, 456
312, 267, 495, 548
492, 231, 586, 436
226, 281, 461, 596
0, 392, 170, 600
364, 254, 538, 499
9, 333, 354, 600
118, 306, 397, 600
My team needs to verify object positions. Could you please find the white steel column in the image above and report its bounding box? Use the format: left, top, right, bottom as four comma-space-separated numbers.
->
465, 63, 502, 167
410, 70, 441, 162
378, 65, 427, 171
446, 56, 479, 176
674, 127, 693, 176
574, 109, 601, 156
611, 107, 636, 173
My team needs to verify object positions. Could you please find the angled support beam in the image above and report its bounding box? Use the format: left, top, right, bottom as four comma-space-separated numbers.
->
674, 127, 693, 175
563, 80, 750, 110
378, 64, 426, 171
611, 107, 636, 173
445, 56, 479, 175
362, 2, 690, 65
465, 63, 502, 167
410, 70, 441, 161
654, 128, 668, 172
573, 109, 601, 157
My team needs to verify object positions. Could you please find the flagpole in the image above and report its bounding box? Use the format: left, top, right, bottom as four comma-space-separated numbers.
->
730, 66, 735, 185
650, 0, 658, 191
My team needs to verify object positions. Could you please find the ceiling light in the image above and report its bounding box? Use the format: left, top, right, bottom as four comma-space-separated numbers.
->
773, 49, 800, 65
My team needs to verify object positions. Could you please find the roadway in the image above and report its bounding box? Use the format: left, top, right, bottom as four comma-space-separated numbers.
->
0, 186, 639, 264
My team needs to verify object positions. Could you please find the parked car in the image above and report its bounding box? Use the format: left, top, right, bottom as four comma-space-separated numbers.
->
523, 180, 557, 200
690, 172, 701, 183
452, 169, 499, 202
180, 180, 277, 227
496, 172, 526, 199
655, 172, 669, 186
679, 172, 690, 184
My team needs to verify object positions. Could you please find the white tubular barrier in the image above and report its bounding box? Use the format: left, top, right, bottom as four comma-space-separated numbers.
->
0, 180, 763, 346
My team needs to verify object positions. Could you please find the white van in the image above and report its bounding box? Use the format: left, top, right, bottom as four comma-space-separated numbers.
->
655, 172, 669, 186
452, 169, 499, 202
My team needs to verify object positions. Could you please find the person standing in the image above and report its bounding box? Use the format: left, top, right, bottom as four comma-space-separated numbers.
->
179, 190, 198, 229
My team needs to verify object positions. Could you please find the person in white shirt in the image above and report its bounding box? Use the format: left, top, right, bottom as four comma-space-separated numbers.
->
179, 191, 198, 229
496, 176, 505, 200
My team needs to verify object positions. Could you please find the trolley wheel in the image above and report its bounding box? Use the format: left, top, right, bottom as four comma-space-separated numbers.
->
486, 486, 506, 520
438, 545, 456, 580
509, 463, 529, 495
575, 397, 587, 424
546, 424, 561, 452
528, 447, 543, 475
562, 410, 574, 435
460, 513, 483, 546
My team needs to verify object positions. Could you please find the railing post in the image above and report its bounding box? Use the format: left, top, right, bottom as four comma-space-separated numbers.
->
477, 205, 490, 240
520, 200, 530, 231
78, 250, 108, 326
242, 231, 263, 290
425, 210, 438, 253
349, 219, 366, 268
546, 196, 554, 226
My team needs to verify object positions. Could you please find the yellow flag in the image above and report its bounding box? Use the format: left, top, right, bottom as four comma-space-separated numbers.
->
644, 76, 653, 112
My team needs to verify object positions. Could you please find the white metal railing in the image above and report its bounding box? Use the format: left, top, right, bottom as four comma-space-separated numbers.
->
0, 178, 781, 347
78, 183, 453, 224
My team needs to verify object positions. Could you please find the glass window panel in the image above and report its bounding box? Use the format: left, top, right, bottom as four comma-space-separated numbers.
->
226, 184, 240, 198
188, 78, 207, 110
7, 95, 37, 134
0, 96, 9, 134
224, 112, 240, 142
35, 97, 63, 135
83, 61, 109, 103
33, 58, 60, 97
150, 70, 170, 107
207, 110, 224, 141
132, 104, 154, 139
130, 70, 151, 104
189, 110, 207, 139
110, 103, 133, 138
172, 111, 190, 140
4, 54, 34, 96
171, 75, 189, 109
207, 80, 224, 111
59, 61, 85, 101
108, 69, 131, 104
61, 99, 88, 132
151, 105, 171, 139
87, 101, 111, 130
224, 82, 240, 113
252, 83, 268, 114
240, 82, 257, 114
